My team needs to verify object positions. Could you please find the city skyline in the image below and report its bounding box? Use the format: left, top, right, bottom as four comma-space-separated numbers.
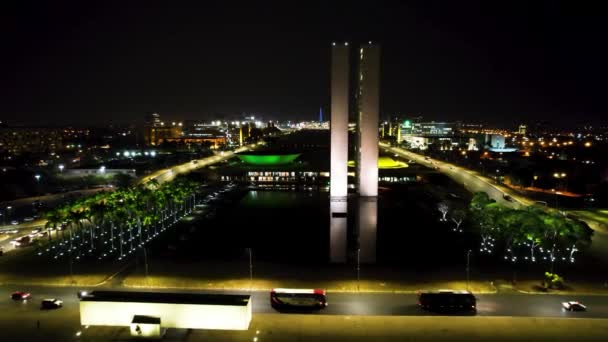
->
2, 2, 607, 126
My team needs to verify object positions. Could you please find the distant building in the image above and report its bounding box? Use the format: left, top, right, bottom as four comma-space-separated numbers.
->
485, 134, 505, 149
142, 113, 182, 146
411, 122, 454, 136
62, 168, 136, 178
0, 126, 89, 155
518, 124, 527, 135
399, 121, 456, 149
144, 113, 162, 127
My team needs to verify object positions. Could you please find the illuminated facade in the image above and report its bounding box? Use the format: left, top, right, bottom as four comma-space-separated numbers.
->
80, 291, 251, 331
0, 126, 89, 155
330, 43, 350, 199
357, 43, 380, 197
330, 43, 350, 263
328, 42, 380, 263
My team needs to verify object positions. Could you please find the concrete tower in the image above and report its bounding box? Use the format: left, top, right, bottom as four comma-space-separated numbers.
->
329, 42, 350, 263
357, 43, 380, 197
330, 43, 350, 199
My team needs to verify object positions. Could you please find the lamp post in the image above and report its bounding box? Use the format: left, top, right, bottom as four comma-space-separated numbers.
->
248, 248, 253, 291
466, 250, 471, 291
58, 164, 64, 173
143, 247, 149, 279
5, 206, 12, 225
356, 248, 361, 292
34, 174, 41, 196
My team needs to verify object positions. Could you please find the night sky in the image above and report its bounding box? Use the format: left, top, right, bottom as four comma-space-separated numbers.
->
1, 1, 606, 127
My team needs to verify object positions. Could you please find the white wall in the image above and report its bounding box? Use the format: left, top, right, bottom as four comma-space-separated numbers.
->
80, 300, 251, 330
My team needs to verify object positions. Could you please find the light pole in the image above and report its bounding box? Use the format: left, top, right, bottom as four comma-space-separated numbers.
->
248, 248, 253, 291
34, 174, 41, 196
143, 247, 149, 279
6, 206, 12, 225
356, 248, 361, 292
466, 250, 471, 291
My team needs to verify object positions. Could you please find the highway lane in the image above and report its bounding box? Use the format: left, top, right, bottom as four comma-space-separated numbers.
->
0, 144, 257, 255
381, 143, 608, 265
2, 285, 608, 319
138, 142, 260, 186
380, 142, 529, 209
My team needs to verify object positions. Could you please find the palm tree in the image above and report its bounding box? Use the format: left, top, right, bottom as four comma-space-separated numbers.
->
67, 209, 87, 257
90, 200, 111, 254
44, 210, 62, 244
113, 206, 128, 258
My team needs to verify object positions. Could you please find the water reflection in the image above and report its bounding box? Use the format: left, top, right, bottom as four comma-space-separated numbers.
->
329, 198, 348, 263
357, 197, 377, 264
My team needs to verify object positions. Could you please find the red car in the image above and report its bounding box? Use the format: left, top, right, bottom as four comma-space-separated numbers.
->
11, 291, 31, 300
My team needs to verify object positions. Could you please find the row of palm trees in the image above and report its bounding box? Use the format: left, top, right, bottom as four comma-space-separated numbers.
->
41, 177, 200, 261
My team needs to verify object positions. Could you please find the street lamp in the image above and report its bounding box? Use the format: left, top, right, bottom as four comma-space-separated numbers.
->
58, 164, 64, 173
247, 248, 253, 291
466, 250, 472, 291
356, 248, 361, 292
34, 174, 41, 196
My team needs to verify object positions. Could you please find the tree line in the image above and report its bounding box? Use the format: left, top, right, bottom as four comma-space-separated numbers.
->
468, 192, 593, 267
41, 176, 200, 261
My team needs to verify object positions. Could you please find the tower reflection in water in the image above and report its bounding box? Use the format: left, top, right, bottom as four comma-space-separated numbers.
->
356, 197, 377, 264
329, 196, 377, 264
329, 198, 348, 263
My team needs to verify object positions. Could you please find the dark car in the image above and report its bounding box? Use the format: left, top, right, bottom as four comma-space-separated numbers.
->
11, 291, 31, 300
503, 195, 513, 202
41, 298, 63, 309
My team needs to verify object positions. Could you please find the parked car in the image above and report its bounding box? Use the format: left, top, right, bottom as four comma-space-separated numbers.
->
562, 301, 587, 311
10, 220, 19, 225
503, 195, 514, 202
11, 291, 31, 300
41, 298, 63, 309
23, 217, 34, 222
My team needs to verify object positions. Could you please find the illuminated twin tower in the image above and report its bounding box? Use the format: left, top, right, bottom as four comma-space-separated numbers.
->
329, 42, 380, 263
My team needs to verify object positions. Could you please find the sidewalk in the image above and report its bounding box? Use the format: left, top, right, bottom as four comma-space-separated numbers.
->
119, 260, 608, 295
80, 314, 608, 341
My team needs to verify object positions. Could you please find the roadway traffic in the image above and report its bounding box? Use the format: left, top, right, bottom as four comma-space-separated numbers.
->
138, 143, 258, 186
380, 142, 532, 209
381, 142, 608, 264
2, 285, 608, 320
0, 143, 258, 255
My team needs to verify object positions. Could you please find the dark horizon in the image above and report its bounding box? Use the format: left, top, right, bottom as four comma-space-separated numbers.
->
1, 1, 607, 127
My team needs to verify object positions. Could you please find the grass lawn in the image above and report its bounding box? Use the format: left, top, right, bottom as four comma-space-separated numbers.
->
0, 247, 125, 286
514, 279, 608, 295
123, 259, 495, 293
570, 209, 608, 233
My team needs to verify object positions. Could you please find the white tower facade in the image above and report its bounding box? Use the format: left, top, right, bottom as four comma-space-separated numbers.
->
357, 44, 380, 197
330, 43, 350, 199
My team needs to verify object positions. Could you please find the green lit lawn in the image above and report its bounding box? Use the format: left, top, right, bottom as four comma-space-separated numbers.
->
570, 209, 608, 233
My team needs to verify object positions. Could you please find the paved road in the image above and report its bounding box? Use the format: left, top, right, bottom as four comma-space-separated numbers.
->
1, 285, 606, 341
381, 143, 527, 209
382, 143, 608, 265
138, 143, 259, 186
0, 144, 257, 255
2, 285, 607, 319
